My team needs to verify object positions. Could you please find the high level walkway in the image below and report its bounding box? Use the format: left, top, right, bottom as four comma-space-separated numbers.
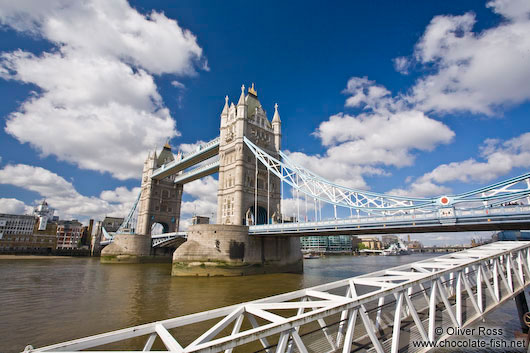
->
151, 137, 219, 180
24, 241, 530, 353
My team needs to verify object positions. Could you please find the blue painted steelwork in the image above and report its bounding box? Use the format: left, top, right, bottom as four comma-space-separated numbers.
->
151, 232, 187, 247
151, 137, 220, 180
172, 159, 219, 184
116, 191, 141, 234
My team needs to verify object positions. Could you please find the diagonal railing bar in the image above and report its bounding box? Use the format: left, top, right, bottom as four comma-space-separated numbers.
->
243, 137, 530, 216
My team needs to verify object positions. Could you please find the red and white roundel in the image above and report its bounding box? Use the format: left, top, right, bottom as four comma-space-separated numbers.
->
440, 196, 449, 205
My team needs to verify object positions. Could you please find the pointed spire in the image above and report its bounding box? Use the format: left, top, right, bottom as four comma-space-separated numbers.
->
221, 95, 229, 116
248, 83, 257, 96
272, 103, 281, 123
163, 139, 171, 150
237, 84, 246, 106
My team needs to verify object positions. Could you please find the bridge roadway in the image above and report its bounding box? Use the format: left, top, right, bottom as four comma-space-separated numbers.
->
249, 205, 530, 237
24, 241, 530, 353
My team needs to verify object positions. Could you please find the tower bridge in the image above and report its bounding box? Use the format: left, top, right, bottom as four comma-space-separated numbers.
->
101, 83, 530, 276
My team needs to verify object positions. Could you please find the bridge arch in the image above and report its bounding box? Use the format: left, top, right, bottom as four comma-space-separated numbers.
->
245, 205, 267, 225
151, 222, 169, 235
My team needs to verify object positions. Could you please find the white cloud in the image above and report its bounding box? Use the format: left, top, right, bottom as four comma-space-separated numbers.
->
297, 0, 530, 194
0, 198, 33, 215
392, 57, 410, 75
0, 0, 204, 75
179, 176, 218, 228
288, 77, 454, 189
407, 0, 530, 115
391, 132, 530, 197
280, 197, 316, 221
171, 81, 185, 89
0, 0, 205, 180
178, 140, 208, 154
0, 163, 139, 221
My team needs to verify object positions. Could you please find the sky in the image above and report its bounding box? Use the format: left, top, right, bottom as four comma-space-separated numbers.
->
0, 0, 529, 245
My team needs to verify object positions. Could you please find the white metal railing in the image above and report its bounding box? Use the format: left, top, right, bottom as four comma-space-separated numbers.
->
249, 205, 530, 234
24, 241, 530, 353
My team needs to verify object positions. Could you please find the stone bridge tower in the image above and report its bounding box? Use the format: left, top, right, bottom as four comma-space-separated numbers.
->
217, 84, 282, 226
136, 142, 183, 235
172, 84, 302, 276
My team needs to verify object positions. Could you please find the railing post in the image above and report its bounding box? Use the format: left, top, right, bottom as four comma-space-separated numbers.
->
476, 265, 483, 313
428, 280, 438, 342
391, 292, 404, 353
456, 271, 462, 327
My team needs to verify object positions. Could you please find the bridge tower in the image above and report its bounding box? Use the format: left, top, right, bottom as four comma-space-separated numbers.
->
172, 84, 302, 276
217, 84, 282, 226
137, 142, 183, 235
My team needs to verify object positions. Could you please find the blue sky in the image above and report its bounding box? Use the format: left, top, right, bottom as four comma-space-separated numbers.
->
0, 0, 529, 245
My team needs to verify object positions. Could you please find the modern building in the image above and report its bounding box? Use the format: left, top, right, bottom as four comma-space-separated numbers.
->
300, 236, 328, 253
0, 213, 35, 238
34, 200, 57, 231
0, 212, 57, 253
301, 235, 355, 253
56, 220, 83, 249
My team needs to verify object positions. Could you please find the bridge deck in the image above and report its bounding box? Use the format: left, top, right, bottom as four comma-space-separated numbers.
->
24, 241, 530, 353
249, 205, 530, 236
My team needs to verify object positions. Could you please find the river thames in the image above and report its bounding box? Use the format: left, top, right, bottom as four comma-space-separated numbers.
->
0, 254, 525, 352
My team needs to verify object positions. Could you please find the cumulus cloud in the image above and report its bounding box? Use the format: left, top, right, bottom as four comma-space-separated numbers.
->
0, 0, 205, 180
392, 57, 410, 75
0, 0, 204, 75
0, 164, 140, 221
280, 196, 316, 222
391, 132, 530, 197
179, 176, 218, 228
0, 198, 33, 215
405, 0, 530, 115
296, 0, 530, 194
289, 77, 454, 189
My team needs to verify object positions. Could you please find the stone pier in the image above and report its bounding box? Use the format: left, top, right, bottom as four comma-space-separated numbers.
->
172, 224, 303, 276
100, 234, 173, 263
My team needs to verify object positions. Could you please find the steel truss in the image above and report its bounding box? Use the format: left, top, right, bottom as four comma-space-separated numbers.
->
243, 137, 530, 216
24, 241, 530, 353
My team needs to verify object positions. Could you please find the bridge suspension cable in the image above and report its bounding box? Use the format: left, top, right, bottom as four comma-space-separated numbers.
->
243, 137, 530, 217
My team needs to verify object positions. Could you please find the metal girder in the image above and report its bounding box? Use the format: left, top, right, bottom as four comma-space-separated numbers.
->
26, 241, 530, 353
173, 159, 219, 185
248, 206, 530, 236
151, 137, 220, 180
243, 136, 530, 215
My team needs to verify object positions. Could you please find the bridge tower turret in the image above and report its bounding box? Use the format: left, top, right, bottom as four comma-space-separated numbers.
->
136, 142, 183, 236
217, 83, 282, 226
272, 103, 281, 151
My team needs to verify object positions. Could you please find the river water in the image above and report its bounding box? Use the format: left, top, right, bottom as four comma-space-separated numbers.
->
0, 254, 525, 352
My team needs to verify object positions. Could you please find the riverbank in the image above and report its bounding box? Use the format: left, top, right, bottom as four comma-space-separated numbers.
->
0, 255, 73, 260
